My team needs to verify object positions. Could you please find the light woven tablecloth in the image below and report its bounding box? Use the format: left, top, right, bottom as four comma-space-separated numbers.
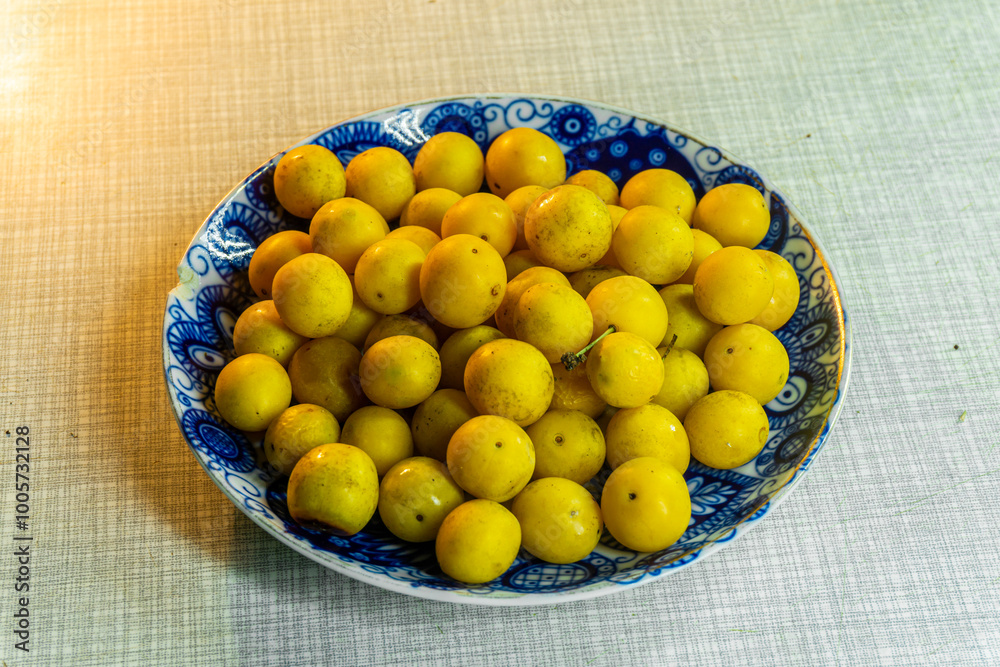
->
2, 0, 999, 664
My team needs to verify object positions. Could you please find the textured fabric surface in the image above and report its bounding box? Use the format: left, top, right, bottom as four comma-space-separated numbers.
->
2, 0, 999, 664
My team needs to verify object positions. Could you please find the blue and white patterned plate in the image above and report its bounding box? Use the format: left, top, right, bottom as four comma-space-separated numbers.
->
162, 95, 851, 605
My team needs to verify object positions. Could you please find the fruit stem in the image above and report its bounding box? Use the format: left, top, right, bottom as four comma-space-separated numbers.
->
561, 325, 616, 371
659, 334, 678, 358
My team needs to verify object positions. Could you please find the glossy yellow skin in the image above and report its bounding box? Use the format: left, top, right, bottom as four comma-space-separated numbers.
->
273, 144, 346, 219
693, 246, 773, 325
513, 283, 594, 363
504, 184, 549, 251
703, 324, 790, 405
525, 409, 606, 484
359, 335, 441, 409
335, 281, 382, 349
345, 146, 416, 221
399, 187, 463, 235
524, 184, 613, 272
657, 284, 723, 357
464, 339, 554, 427
413, 132, 485, 196
353, 238, 425, 315
601, 456, 691, 552
495, 266, 570, 337
248, 230, 312, 299
595, 204, 627, 269
446, 415, 535, 501
263, 403, 341, 476
272, 253, 353, 338
364, 314, 439, 352
438, 325, 506, 390
435, 499, 521, 584
340, 405, 414, 477
692, 183, 769, 248
675, 228, 723, 285
619, 169, 696, 224
214, 353, 292, 432
232, 300, 308, 367
378, 457, 466, 542
606, 403, 689, 473
568, 265, 628, 299
550, 362, 607, 419
441, 192, 518, 258
419, 234, 507, 328
586, 332, 664, 409
287, 443, 378, 535
565, 169, 619, 206
287, 336, 366, 423
411, 388, 479, 461
613, 205, 694, 284
386, 225, 441, 256
485, 127, 566, 198
309, 197, 389, 274
651, 346, 710, 421
512, 478, 603, 564
586, 275, 668, 349
749, 250, 800, 331
685, 390, 769, 469
503, 249, 542, 280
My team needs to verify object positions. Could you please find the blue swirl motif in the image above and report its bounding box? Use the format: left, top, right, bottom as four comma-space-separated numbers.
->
163, 97, 847, 597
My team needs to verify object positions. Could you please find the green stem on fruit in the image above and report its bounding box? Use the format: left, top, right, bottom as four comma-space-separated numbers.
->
659, 334, 678, 358
561, 325, 616, 371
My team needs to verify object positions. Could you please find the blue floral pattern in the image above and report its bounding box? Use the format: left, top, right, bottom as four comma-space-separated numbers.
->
163, 95, 851, 604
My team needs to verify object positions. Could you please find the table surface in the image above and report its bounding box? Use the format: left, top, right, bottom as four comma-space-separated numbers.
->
3, 0, 999, 665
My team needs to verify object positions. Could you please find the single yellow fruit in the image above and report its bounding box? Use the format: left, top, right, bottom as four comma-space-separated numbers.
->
612, 205, 694, 284
494, 266, 570, 337
273, 144, 346, 219
524, 184, 613, 272
565, 169, 619, 206
232, 300, 308, 367
485, 127, 566, 198
411, 388, 480, 461
601, 456, 691, 552
340, 405, 414, 476
685, 390, 769, 469
287, 443, 378, 535
441, 192, 518, 257
353, 238, 425, 315
364, 314, 439, 352
586, 275, 668, 348
703, 323, 790, 405
446, 415, 535, 501
693, 246, 774, 325
435, 499, 521, 584
271, 253, 353, 338
335, 280, 382, 349
504, 184, 549, 251
438, 325, 506, 390
512, 478, 603, 563
606, 403, 689, 473
419, 234, 507, 328
525, 409, 606, 484
413, 132, 485, 196
513, 283, 594, 363
550, 361, 607, 419
248, 230, 312, 299
586, 331, 664, 409
675, 228, 723, 285
309, 197, 389, 274
263, 404, 341, 476
503, 248, 542, 280
692, 183, 769, 248
378, 457, 465, 542
287, 336, 366, 423
464, 339, 554, 426
386, 225, 441, 256
214, 353, 292, 432
619, 169, 696, 224
359, 335, 441, 409
345, 146, 416, 221
399, 187, 463, 235
749, 250, 800, 331
658, 283, 723, 356
568, 265, 628, 299
651, 346, 710, 421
